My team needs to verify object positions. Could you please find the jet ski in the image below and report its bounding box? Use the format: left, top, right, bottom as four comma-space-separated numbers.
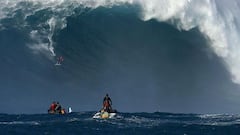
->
48, 109, 66, 114
93, 109, 117, 119
47, 102, 67, 115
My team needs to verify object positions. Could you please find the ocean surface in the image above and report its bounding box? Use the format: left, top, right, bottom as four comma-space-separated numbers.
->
0, 112, 240, 135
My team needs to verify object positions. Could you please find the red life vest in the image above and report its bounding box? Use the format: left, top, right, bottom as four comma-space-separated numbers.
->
103, 100, 110, 107
50, 104, 55, 110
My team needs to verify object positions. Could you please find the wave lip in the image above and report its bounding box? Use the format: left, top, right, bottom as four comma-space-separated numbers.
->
138, 0, 240, 84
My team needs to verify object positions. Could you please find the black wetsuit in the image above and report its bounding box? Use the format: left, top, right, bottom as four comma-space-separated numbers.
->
55, 104, 62, 113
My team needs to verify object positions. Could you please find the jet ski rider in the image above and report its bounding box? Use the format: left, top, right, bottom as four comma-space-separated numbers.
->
103, 94, 112, 112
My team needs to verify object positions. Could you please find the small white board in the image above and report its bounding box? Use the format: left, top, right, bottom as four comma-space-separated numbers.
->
68, 107, 72, 113
55, 63, 61, 66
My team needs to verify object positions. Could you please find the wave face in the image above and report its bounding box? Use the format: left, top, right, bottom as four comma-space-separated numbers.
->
0, 112, 240, 134
0, 0, 240, 114
1, 0, 240, 83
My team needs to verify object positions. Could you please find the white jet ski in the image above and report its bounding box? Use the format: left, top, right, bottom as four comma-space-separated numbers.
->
93, 111, 117, 119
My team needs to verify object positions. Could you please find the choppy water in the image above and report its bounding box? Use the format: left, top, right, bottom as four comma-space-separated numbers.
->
1, 112, 240, 135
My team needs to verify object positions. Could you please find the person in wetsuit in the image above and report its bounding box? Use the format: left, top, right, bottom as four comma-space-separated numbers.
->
55, 102, 62, 113
103, 94, 112, 112
56, 56, 64, 64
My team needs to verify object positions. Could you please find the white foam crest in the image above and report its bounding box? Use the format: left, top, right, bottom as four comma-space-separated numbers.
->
0, 1, 18, 19
137, 0, 240, 84
0, 0, 131, 13
0, 0, 133, 58
139, 0, 190, 21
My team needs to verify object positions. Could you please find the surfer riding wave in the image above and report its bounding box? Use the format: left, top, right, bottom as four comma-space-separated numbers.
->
55, 56, 64, 65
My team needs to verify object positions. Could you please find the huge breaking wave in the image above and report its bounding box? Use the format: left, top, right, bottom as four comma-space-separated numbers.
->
1, 0, 240, 84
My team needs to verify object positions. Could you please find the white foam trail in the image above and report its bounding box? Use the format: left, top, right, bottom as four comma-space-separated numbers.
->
47, 17, 57, 56
29, 34, 54, 57
1, 0, 240, 84
28, 29, 55, 57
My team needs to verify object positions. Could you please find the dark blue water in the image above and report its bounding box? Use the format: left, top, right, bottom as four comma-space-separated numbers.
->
0, 112, 240, 135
